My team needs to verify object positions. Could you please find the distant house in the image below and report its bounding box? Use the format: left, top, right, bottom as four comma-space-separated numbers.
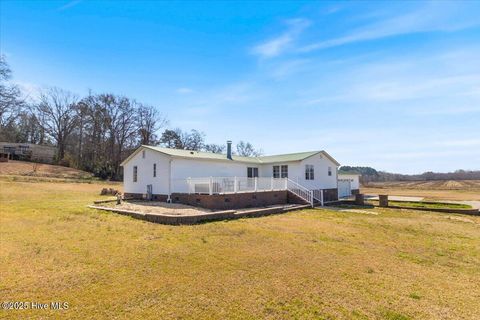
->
120, 141, 341, 209
0, 142, 56, 163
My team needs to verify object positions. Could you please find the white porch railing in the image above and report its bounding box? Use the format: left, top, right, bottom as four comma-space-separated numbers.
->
286, 179, 313, 207
172, 177, 288, 195
312, 189, 324, 206
171, 176, 323, 207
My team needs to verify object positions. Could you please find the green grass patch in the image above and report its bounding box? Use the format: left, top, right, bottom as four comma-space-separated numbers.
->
368, 200, 471, 209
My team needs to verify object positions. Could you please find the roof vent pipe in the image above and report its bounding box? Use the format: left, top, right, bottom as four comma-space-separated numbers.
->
227, 140, 232, 160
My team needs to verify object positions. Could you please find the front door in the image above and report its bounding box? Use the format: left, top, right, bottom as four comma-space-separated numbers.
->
247, 167, 258, 189
146, 184, 153, 200
338, 180, 351, 198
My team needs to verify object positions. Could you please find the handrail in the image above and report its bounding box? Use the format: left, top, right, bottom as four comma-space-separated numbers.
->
312, 189, 324, 206
286, 179, 313, 207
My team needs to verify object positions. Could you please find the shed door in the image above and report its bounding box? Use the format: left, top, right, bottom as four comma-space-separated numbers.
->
338, 180, 351, 198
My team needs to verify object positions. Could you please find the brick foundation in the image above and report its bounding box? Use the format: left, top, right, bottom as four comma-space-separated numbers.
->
125, 188, 338, 208
351, 189, 360, 195
124, 193, 169, 201
172, 190, 290, 210
125, 190, 304, 210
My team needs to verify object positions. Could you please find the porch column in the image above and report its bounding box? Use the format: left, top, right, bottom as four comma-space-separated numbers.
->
209, 177, 213, 195
254, 177, 257, 192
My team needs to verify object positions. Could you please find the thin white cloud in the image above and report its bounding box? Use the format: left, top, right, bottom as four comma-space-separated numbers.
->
302, 46, 480, 112
251, 18, 311, 58
299, 2, 480, 52
15, 81, 42, 101
435, 139, 480, 147
57, 0, 82, 11
269, 59, 310, 80
176, 87, 193, 94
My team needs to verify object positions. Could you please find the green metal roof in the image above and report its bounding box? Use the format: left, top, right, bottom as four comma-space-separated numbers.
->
121, 145, 340, 166
143, 146, 260, 163
257, 151, 320, 163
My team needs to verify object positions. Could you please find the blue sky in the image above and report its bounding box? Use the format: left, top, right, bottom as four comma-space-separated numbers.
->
1, 0, 479, 173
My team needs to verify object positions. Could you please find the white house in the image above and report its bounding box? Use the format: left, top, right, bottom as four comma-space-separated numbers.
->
120, 141, 341, 208
338, 173, 361, 198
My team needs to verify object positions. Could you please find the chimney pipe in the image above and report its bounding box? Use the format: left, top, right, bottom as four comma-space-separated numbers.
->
227, 140, 232, 160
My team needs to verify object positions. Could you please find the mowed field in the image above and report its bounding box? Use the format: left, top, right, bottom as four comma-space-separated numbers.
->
362, 180, 480, 201
1, 180, 480, 319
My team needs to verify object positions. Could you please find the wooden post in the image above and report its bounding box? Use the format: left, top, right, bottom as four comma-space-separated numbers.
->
254, 177, 257, 192
234, 176, 238, 193
379, 195, 389, 207
209, 177, 213, 195
116, 193, 122, 205
355, 193, 365, 205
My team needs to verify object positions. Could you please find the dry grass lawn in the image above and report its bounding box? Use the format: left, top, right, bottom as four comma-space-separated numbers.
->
1, 180, 480, 319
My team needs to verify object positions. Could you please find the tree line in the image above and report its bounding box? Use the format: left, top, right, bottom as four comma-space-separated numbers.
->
0, 56, 262, 180
340, 166, 480, 182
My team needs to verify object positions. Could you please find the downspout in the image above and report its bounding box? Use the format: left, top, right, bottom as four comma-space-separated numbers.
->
167, 157, 172, 203
336, 165, 339, 201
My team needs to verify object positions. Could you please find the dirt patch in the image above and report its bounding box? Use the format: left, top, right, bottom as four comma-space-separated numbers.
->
0, 160, 92, 179
104, 201, 212, 216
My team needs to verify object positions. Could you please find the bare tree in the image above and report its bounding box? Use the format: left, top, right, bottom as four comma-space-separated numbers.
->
160, 128, 205, 150
236, 140, 263, 157
137, 104, 167, 145
204, 143, 226, 154
35, 88, 79, 161
0, 56, 25, 140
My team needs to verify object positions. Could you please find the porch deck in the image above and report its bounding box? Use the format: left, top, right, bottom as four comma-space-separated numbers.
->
170, 176, 323, 206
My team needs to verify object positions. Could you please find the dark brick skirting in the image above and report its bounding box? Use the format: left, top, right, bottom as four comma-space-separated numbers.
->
124, 193, 168, 201
125, 190, 303, 210
124, 188, 338, 208
311, 188, 338, 202
351, 189, 360, 195
172, 191, 290, 210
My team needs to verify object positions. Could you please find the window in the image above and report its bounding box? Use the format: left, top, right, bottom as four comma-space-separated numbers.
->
305, 165, 314, 180
133, 166, 138, 182
142, 150, 146, 158
273, 166, 280, 178
153, 163, 156, 177
328, 166, 332, 176
281, 165, 288, 178
247, 167, 258, 178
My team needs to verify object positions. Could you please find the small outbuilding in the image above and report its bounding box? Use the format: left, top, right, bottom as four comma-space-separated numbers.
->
337, 172, 361, 198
